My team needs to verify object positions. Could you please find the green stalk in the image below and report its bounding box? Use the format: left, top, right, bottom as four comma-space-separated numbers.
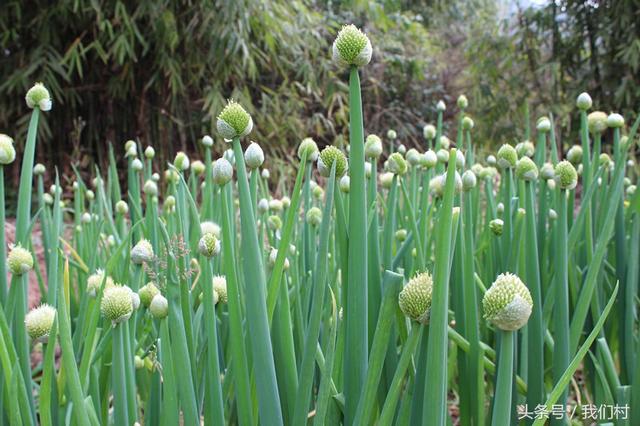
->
367, 158, 382, 348
344, 66, 368, 424
159, 319, 179, 426
112, 324, 129, 425
313, 289, 339, 426
423, 148, 458, 426
491, 330, 514, 426
231, 137, 283, 425
293, 163, 336, 425
0, 166, 6, 304
40, 319, 59, 426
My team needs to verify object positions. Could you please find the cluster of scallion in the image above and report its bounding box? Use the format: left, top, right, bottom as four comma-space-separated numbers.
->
0, 24, 638, 426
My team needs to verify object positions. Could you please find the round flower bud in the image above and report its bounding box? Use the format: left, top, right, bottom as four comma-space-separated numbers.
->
198, 233, 221, 258
33, 163, 46, 175
482, 272, 532, 331
318, 146, 348, 178
339, 175, 350, 193
202, 135, 214, 147
515, 141, 535, 158
217, 100, 253, 140
149, 294, 169, 319
365, 134, 383, 159
257, 198, 269, 214
457, 95, 468, 109
380, 172, 394, 189
143, 180, 158, 197
101, 285, 134, 325
554, 161, 578, 190
332, 24, 372, 68
599, 153, 611, 167
25, 304, 56, 343
165, 169, 179, 184
131, 239, 154, 264
436, 149, 449, 164
539, 162, 554, 180
456, 152, 466, 170
200, 221, 221, 238
191, 160, 205, 176
173, 152, 189, 171
462, 170, 477, 190
365, 162, 372, 178
423, 124, 436, 140
213, 276, 228, 304
487, 155, 497, 167
212, 158, 233, 186
81, 212, 92, 224
0, 134, 16, 165
7, 245, 34, 275
536, 117, 551, 133
566, 145, 583, 165
267, 215, 282, 231
139, 282, 160, 308
144, 146, 155, 159
548, 209, 558, 220
496, 202, 505, 214
223, 149, 235, 165
131, 292, 141, 311
423, 150, 437, 168
395, 229, 407, 242
398, 272, 433, 324
164, 195, 176, 211
43, 193, 53, 205
25, 82, 52, 111
626, 185, 636, 196
429, 175, 444, 197
436, 100, 446, 112
387, 129, 397, 140
245, 142, 265, 169
471, 163, 483, 177
576, 92, 592, 110
298, 138, 319, 162
497, 144, 518, 169
547, 179, 556, 191
406, 149, 421, 167
479, 166, 497, 180
306, 207, 322, 226
462, 116, 474, 130
87, 269, 115, 297
587, 111, 608, 134
268, 248, 289, 270
312, 185, 324, 199
388, 153, 408, 175
261, 169, 270, 179
607, 113, 624, 128
397, 144, 407, 155
515, 157, 538, 181
269, 199, 283, 212
489, 218, 503, 236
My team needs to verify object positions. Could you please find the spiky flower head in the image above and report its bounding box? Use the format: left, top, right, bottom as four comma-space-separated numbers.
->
0, 134, 16, 165
515, 140, 535, 158
306, 207, 322, 226
423, 124, 436, 140
318, 146, 348, 178
339, 175, 350, 193
25, 82, 52, 111
149, 294, 168, 319
101, 285, 134, 325
515, 157, 538, 181
332, 24, 372, 68
365, 134, 383, 158
245, 142, 265, 169
7, 245, 33, 275
536, 117, 551, 133
462, 170, 477, 190
388, 152, 408, 175
212, 276, 228, 304
587, 111, 608, 134
457, 95, 468, 109
25, 304, 56, 343
398, 272, 433, 324
191, 160, 205, 176
497, 144, 518, 169
131, 239, 154, 264
554, 160, 578, 190
576, 92, 592, 110
387, 129, 397, 140
462, 116, 474, 130
212, 158, 233, 185
298, 138, 319, 162
489, 218, 503, 236
198, 233, 221, 258
200, 221, 221, 238
607, 113, 624, 128
138, 282, 160, 308
482, 273, 532, 331
217, 100, 253, 140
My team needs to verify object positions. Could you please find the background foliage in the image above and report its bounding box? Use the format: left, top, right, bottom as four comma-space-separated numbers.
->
0, 0, 638, 187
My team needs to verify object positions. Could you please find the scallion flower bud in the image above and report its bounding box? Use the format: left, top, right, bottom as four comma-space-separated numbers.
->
198, 233, 221, 258
267, 215, 282, 231
536, 117, 551, 133
332, 24, 372, 68
131, 239, 154, 264
387, 129, 397, 140
515, 157, 538, 181
406, 149, 421, 167
398, 272, 433, 324
436, 149, 449, 164
339, 175, 350, 193
306, 207, 322, 226
298, 138, 319, 162
576, 92, 592, 110
497, 144, 518, 169
213, 276, 228, 304
607, 113, 624, 128
462, 170, 477, 190
587, 111, 608, 134
365, 134, 383, 159
395, 229, 407, 242
437, 100, 446, 111
515, 141, 535, 158
554, 161, 578, 190
318, 146, 348, 178
482, 273, 532, 331
245, 142, 265, 169
423, 150, 437, 168
101, 285, 134, 325
144, 146, 155, 159
462, 116, 474, 130
25, 304, 56, 343
388, 152, 408, 175
489, 218, 503, 235
149, 294, 169, 319
143, 180, 158, 196
212, 158, 233, 186
191, 160, 205, 176
202, 135, 214, 147
217, 100, 253, 140
25, 82, 52, 111
257, 198, 269, 214
200, 221, 221, 238
380, 172, 394, 189
423, 124, 436, 140
457, 94, 468, 109
139, 282, 160, 308
261, 169, 270, 179
0, 134, 16, 165
7, 245, 34, 275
